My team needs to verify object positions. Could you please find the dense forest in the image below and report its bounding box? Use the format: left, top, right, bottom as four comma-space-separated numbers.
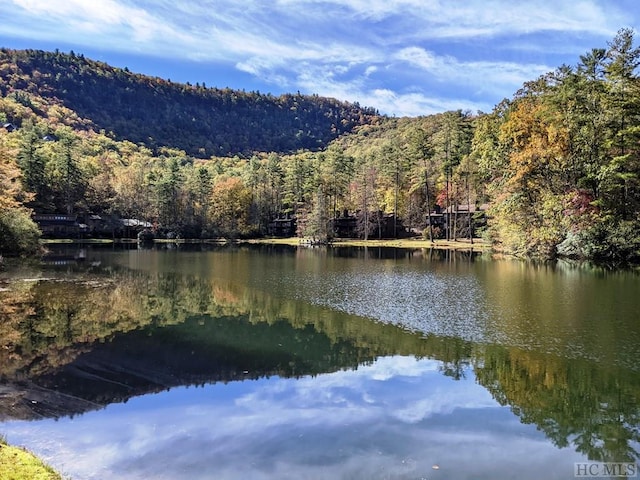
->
1, 29, 640, 264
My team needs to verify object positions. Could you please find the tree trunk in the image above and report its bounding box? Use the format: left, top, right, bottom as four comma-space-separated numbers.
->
424, 162, 433, 242
467, 174, 473, 244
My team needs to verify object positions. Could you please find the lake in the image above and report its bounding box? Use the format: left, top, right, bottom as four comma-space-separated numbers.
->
0, 244, 639, 480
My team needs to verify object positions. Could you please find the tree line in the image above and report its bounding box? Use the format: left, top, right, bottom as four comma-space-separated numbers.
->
1, 29, 639, 264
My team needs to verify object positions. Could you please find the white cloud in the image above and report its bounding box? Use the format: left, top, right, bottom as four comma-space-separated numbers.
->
365, 90, 490, 117
396, 47, 439, 70
395, 46, 552, 94
288, 62, 484, 116
12, 0, 161, 36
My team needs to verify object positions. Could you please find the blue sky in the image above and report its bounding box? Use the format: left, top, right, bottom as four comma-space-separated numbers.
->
1, 0, 638, 116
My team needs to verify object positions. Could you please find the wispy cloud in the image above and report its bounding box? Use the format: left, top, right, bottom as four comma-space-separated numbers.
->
12, 0, 167, 40
395, 46, 552, 93
277, 0, 627, 39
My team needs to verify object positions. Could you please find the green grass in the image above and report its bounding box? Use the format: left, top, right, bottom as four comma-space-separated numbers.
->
38, 236, 491, 251
0, 437, 63, 480
245, 237, 490, 250
40, 238, 116, 244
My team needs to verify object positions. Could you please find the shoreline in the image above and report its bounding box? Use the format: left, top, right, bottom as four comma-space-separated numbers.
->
40, 236, 490, 251
245, 237, 490, 250
34, 238, 640, 270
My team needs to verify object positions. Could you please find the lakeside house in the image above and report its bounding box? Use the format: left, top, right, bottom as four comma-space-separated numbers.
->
269, 210, 409, 239
32, 214, 86, 237
33, 213, 153, 238
268, 216, 297, 237
427, 203, 488, 239
331, 211, 358, 238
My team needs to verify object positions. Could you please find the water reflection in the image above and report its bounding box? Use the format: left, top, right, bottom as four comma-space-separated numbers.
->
1, 245, 639, 478
6, 357, 580, 480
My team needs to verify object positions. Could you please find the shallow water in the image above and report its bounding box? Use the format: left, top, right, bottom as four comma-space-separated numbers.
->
0, 244, 639, 479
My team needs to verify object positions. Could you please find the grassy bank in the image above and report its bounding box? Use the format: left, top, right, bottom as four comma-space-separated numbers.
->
0, 437, 62, 480
39, 236, 490, 251
246, 237, 490, 250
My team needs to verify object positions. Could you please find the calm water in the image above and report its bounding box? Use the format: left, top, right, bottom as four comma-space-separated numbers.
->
0, 244, 639, 479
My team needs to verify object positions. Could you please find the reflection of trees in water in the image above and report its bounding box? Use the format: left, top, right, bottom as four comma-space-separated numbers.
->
1, 261, 639, 463
0, 264, 480, 381
475, 346, 640, 463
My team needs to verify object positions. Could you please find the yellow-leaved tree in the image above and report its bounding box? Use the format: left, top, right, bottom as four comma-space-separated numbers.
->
0, 132, 40, 255
209, 176, 253, 238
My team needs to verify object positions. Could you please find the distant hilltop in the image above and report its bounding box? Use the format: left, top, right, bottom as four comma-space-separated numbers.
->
0, 48, 380, 157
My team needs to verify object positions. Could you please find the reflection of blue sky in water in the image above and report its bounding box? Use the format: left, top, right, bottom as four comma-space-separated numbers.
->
3, 356, 584, 480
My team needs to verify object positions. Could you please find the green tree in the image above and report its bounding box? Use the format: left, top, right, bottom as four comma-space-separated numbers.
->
44, 128, 86, 214
16, 123, 48, 209
183, 164, 212, 235
407, 126, 436, 241
378, 140, 407, 237
602, 28, 640, 220
282, 151, 314, 216
317, 145, 354, 220
351, 159, 379, 240
302, 188, 331, 243
432, 111, 473, 240
153, 156, 184, 228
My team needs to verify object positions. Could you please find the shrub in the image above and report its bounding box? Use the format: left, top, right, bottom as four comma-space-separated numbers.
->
557, 219, 640, 265
0, 208, 41, 256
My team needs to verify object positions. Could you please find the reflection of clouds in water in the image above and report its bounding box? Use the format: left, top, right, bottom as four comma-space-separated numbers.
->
233, 357, 487, 427
364, 355, 441, 380
2, 356, 583, 480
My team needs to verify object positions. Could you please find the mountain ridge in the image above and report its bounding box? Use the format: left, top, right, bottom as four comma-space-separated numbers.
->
0, 48, 381, 157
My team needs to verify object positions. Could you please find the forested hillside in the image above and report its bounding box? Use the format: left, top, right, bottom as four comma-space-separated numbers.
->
0, 48, 378, 157
1, 29, 640, 264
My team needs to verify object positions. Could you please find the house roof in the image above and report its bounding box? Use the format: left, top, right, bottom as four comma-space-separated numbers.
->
32, 214, 77, 222
122, 218, 152, 228
443, 203, 489, 214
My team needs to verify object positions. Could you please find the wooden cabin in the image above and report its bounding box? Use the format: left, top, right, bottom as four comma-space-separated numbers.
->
32, 214, 84, 237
